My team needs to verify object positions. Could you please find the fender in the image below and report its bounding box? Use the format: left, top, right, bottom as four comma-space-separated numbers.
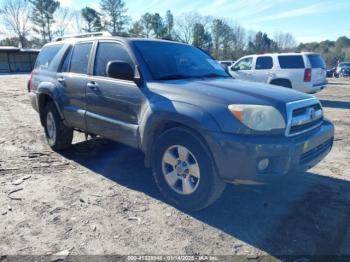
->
37, 82, 65, 121
139, 100, 221, 167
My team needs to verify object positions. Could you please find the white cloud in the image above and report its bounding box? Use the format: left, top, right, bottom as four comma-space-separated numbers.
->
253, 0, 349, 23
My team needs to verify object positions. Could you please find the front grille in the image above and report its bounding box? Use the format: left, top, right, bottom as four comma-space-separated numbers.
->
293, 104, 322, 117
300, 138, 333, 165
289, 117, 323, 135
286, 98, 324, 137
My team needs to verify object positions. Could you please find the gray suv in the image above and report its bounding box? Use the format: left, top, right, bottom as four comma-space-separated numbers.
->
28, 35, 334, 210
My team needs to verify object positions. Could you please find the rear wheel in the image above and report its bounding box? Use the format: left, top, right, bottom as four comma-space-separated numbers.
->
270, 79, 292, 88
152, 127, 226, 211
43, 102, 73, 151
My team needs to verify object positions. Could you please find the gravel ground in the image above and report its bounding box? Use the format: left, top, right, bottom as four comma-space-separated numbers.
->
0, 75, 349, 259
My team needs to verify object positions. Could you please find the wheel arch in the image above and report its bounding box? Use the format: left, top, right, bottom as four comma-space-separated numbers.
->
139, 101, 221, 168
269, 78, 292, 88
37, 85, 64, 126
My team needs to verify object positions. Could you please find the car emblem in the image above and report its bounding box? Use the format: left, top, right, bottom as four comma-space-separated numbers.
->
308, 108, 316, 120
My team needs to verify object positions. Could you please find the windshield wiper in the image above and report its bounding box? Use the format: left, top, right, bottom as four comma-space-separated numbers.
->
201, 73, 230, 78
156, 74, 194, 80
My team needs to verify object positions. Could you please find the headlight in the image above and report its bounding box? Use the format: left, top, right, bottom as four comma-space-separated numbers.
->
228, 104, 285, 131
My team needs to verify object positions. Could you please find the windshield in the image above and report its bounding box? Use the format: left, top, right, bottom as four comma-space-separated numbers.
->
339, 62, 350, 68
134, 41, 229, 80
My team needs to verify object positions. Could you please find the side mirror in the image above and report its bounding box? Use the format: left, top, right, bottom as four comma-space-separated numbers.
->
231, 66, 238, 71
106, 60, 135, 81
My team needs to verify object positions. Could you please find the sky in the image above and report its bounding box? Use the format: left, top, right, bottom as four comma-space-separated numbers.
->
5, 0, 350, 43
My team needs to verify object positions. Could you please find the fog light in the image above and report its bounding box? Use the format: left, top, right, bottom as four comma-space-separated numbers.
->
257, 158, 269, 171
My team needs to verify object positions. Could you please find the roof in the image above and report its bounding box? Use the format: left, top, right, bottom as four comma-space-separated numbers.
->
244, 52, 319, 57
0, 46, 40, 53
0, 46, 20, 51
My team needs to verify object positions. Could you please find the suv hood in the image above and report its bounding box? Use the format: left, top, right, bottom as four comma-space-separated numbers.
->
147, 77, 312, 109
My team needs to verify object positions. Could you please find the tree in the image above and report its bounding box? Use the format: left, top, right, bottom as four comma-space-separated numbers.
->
29, 0, 60, 43
0, 0, 32, 47
192, 23, 212, 53
53, 7, 74, 37
274, 32, 296, 51
100, 0, 129, 35
211, 19, 234, 59
247, 31, 278, 54
174, 12, 201, 43
164, 10, 174, 40
140, 13, 153, 38
193, 23, 205, 48
129, 21, 144, 37
151, 13, 166, 39
81, 7, 103, 33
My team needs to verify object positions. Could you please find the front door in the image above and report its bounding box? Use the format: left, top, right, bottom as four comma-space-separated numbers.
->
85, 41, 145, 148
230, 57, 253, 81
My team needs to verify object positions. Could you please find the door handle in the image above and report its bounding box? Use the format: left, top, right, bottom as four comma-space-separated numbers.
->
87, 81, 99, 91
57, 77, 65, 84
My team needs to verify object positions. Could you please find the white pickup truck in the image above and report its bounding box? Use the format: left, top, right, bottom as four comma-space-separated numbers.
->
230, 52, 327, 94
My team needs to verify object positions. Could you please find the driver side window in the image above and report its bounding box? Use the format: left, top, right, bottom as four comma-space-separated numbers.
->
234, 57, 253, 71
94, 42, 133, 77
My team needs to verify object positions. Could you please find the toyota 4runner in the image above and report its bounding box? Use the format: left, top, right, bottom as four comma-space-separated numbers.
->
28, 34, 334, 210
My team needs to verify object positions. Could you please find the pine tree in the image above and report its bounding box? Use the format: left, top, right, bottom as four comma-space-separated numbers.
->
29, 0, 60, 43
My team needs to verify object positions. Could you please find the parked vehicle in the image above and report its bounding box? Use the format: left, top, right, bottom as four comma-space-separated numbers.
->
219, 60, 235, 72
28, 34, 334, 210
230, 52, 327, 93
340, 67, 350, 77
326, 67, 336, 78
334, 62, 350, 77
219, 60, 235, 67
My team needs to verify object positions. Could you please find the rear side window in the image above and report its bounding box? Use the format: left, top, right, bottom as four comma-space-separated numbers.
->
60, 47, 72, 72
278, 55, 305, 69
70, 43, 92, 74
35, 44, 63, 70
94, 42, 133, 77
255, 56, 273, 70
307, 54, 326, 69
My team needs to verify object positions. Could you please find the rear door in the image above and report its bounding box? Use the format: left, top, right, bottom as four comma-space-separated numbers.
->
58, 42, 93, 131
306, 54, 327, 86
230, 57, 254, 81
85, 40, 145, 147
277, 55, 305, 89
252, 56, 273, 83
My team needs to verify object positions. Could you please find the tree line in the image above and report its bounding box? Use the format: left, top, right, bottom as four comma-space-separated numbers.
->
0, 0, 349, 66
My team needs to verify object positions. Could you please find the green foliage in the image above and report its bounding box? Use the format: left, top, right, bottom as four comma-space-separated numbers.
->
129, 21, 145, 38
81, 7, 103, 33
137, 11, 174, 39
192, 23, 212, 53
298, 36, 350, 66
100, 0, 129, 35
29, 0, 60, 43
247, 31, 278, 54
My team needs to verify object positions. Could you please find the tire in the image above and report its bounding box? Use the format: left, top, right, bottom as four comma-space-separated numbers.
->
270, 79, 292, 88
152, 127, 226, 211
43, 102, 73, 151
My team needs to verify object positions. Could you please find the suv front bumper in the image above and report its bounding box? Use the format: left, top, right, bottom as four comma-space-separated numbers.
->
203, 120, 334, 182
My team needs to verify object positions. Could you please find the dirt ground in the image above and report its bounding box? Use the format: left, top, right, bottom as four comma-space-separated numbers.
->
0, 74, 350, 259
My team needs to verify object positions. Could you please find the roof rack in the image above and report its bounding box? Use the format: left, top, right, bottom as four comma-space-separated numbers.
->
55, 32, 112, 42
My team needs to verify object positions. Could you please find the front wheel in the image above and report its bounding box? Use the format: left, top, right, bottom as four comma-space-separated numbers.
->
43, 102, 73, 151
152, 127, 226, 211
